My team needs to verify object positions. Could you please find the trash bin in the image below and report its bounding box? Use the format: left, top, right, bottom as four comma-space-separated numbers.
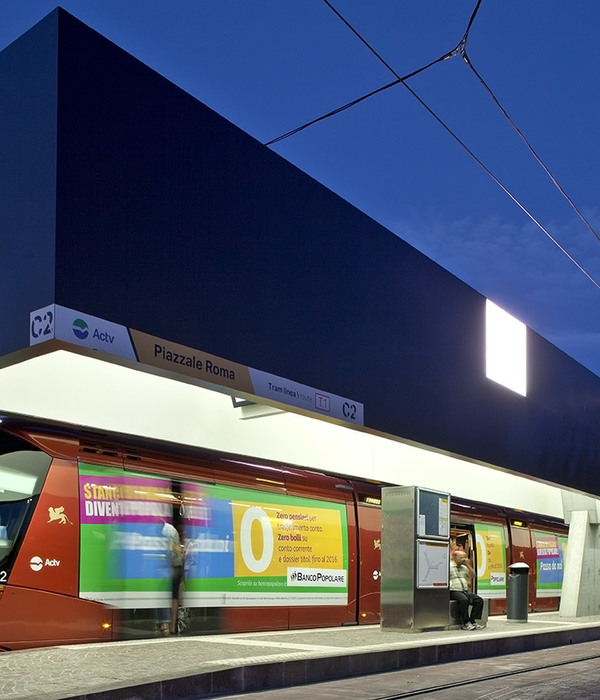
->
506, 562, 529, 622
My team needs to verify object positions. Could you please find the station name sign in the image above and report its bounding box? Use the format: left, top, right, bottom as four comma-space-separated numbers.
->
30, 304, 364, 425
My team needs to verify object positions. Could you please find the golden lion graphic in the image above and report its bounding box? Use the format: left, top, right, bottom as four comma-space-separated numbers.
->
48, 506, 73, 525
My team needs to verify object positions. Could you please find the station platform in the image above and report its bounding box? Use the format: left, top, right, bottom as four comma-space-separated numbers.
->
3, 612, 600, 700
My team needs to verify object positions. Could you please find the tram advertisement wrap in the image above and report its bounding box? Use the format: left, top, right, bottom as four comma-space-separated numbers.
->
78, 464, 348, 608
534, 531, 564, 597
474, 523, 507, 598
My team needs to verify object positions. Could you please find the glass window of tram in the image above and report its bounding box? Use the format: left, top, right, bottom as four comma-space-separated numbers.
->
0, 450, 52, 563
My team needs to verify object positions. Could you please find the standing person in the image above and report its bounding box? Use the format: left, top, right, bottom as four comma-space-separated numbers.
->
449, 549, 485, 630
162, 519, 185, 634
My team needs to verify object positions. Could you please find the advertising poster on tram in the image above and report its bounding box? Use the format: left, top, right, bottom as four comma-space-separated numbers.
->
183, 483, 348, 606
78, 465, 348, 608
474, 523, 507, 598
78, 465, 175, 608
534, 531, 564, 597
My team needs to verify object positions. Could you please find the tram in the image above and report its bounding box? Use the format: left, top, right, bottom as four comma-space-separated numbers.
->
0, 415, 568, 650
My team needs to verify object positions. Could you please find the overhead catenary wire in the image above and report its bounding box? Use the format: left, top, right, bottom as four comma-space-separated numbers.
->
264, 0, 600, 291
459, 45, 600, 246
265, 1, 458, 147
264, 79, 402, 147
401, 80, 600, 291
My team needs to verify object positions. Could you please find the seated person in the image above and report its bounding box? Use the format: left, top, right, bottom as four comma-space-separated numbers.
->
449, 535, 465, 556
449, 549, 485, 630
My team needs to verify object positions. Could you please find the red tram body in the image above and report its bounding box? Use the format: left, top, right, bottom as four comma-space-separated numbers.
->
0, 420, 568, 651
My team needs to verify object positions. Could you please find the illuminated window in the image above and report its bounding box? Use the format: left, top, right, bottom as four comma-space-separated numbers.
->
485, 300, 527, 396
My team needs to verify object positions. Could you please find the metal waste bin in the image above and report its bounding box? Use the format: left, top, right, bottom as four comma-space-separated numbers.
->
507, 562, 529, 622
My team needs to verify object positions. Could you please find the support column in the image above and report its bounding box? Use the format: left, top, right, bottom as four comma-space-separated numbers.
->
560, 493, 600, 617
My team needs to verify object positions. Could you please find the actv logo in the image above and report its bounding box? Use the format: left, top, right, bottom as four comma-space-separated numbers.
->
72, 318, 115, 344
29, 556, 43, 571
72, 318, 89, 339
29, 556, 60, 571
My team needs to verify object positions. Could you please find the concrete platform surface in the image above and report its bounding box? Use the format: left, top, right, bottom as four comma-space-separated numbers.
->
3, 613, 600, 700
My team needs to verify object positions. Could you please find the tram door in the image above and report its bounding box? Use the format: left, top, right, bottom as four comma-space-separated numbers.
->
449, 524, 476, 592
356, 501, 382, 623
509, 520, 565, 612
508, 519, 536, 613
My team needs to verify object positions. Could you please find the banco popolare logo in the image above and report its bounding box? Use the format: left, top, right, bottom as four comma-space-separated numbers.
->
72, 318, 89, 340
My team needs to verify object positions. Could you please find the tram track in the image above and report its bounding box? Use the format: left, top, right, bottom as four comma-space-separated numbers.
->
373, 649, 600, 699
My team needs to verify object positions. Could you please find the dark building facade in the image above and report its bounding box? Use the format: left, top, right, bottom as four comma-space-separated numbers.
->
1, 9, 599, 495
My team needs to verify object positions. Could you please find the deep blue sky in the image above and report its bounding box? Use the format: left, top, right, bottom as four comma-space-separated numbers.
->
3, 2, 600, 376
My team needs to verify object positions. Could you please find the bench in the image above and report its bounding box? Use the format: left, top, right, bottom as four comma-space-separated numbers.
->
449, 597, 489, 629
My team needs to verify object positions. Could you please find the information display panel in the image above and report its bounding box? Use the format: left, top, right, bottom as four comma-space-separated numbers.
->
416, 488, 450, 539
416, 539, 449, 589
